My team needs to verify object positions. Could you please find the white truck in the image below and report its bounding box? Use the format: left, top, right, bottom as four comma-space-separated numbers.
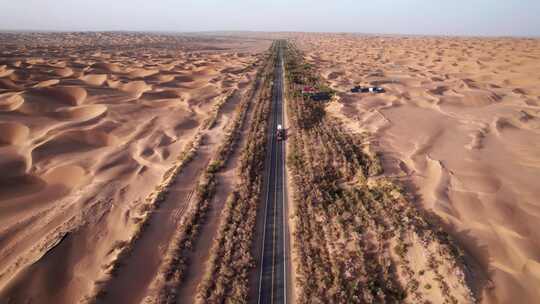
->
276, 124, 285, 141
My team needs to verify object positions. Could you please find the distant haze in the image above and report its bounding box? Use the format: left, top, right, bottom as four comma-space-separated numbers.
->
1, 0, 539, 37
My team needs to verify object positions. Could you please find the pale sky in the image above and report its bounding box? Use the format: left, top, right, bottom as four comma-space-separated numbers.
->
1, 0, 539, 37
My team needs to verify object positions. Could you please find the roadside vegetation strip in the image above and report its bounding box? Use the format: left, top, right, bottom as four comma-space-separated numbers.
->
148, 56, 268, 304
283, 42, 475, 303
195, 43, 278, 304
203, 89, 236, 129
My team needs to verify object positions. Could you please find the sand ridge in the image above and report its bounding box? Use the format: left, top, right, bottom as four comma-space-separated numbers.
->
295, 33, 540, 303
0, 93, 24, 111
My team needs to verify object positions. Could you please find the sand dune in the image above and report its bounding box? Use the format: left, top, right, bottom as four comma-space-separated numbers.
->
127, 68, 159, 78
0, 122, 30, 146
297, 33, 540, 303
42, 164, 88, 189
142, 89, 183, 100
54, 104, 107, 121
79, 74, 107, 86
0, 67, 14, 78
108, 80, 152, 98
0, 147, 32, 179
90, 62, 124, 74
0, 79, 22, 90
52, 67, 74, 78
147, 73, 176, 84
33, 79, 60, 88
38, 86, 88, 105
0, 32, 270, 304
174, 74, 196, 83
0, 93, 24, 111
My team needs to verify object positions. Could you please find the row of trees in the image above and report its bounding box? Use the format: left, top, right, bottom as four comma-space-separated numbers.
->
203, 89, 237, 129
283, 42, 474, 303
195, 43, 279, 303
151, 55, 266, 304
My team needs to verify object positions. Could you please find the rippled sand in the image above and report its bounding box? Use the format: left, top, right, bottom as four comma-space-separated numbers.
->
296, 33, 540, 303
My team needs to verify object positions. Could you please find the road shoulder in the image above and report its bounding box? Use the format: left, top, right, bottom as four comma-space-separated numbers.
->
282, 55, 297, 304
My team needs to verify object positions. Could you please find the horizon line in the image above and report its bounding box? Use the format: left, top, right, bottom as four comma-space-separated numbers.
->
0, 29, 538, 39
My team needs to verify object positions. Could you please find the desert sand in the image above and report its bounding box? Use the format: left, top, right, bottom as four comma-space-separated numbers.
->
0, 32, 271, 304
2, 30, 539, 303
296, 33, 540, 303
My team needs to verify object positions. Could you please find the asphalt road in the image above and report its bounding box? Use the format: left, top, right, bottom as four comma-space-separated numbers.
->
257, 40, 289, 304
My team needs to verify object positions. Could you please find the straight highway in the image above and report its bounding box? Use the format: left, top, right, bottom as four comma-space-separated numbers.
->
257, 40, 289, 304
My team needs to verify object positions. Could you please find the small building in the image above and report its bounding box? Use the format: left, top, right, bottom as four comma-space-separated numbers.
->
302, 86, 316, 94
